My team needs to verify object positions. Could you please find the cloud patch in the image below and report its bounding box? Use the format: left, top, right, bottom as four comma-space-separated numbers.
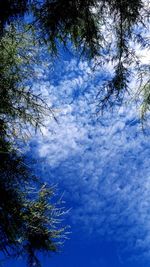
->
31, 56, 150, 259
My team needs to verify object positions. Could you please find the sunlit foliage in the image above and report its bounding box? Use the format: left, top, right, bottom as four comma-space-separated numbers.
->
0, 0, 150, 116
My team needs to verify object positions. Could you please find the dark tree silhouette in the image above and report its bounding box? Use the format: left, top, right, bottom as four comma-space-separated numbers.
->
0, 120, 67, 266
0, 17, 67, 267
0, 1, 150, 266
0, 0, 149, 115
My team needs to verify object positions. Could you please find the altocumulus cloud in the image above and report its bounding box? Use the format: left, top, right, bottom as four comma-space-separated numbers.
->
30, 55, 150, 259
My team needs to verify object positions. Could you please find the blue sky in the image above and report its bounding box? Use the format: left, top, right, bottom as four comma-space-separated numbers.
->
5, 44, 150, 267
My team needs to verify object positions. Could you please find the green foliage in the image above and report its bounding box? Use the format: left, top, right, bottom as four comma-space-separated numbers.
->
0, 124, 67, 266
0, 1, 150, 264
33, 0, 101, 58
0, 0, 149, 117
0, 0, 28, 34
24, 186, 66, 267
0, 20, 67, 267
141, 83, 150, 121
0, 23, 55, 142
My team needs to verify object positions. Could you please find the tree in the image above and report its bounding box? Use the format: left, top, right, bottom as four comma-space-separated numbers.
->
0, 1, 149, 117
0, 130, 66, 267
0, 21, 67, 267
0, 23, 55, 140
0, 0, 149, 265
33, 0, 149, 116
0, 0, 28, 34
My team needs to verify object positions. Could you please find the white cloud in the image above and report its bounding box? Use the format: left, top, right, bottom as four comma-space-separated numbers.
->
30, 56, 150, 260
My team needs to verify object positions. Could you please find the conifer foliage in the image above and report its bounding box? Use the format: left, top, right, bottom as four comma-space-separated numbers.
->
0, 0, 150, 266
1, 0, 149, 114
0, 120, 66, 267
0, 14, 66, 267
